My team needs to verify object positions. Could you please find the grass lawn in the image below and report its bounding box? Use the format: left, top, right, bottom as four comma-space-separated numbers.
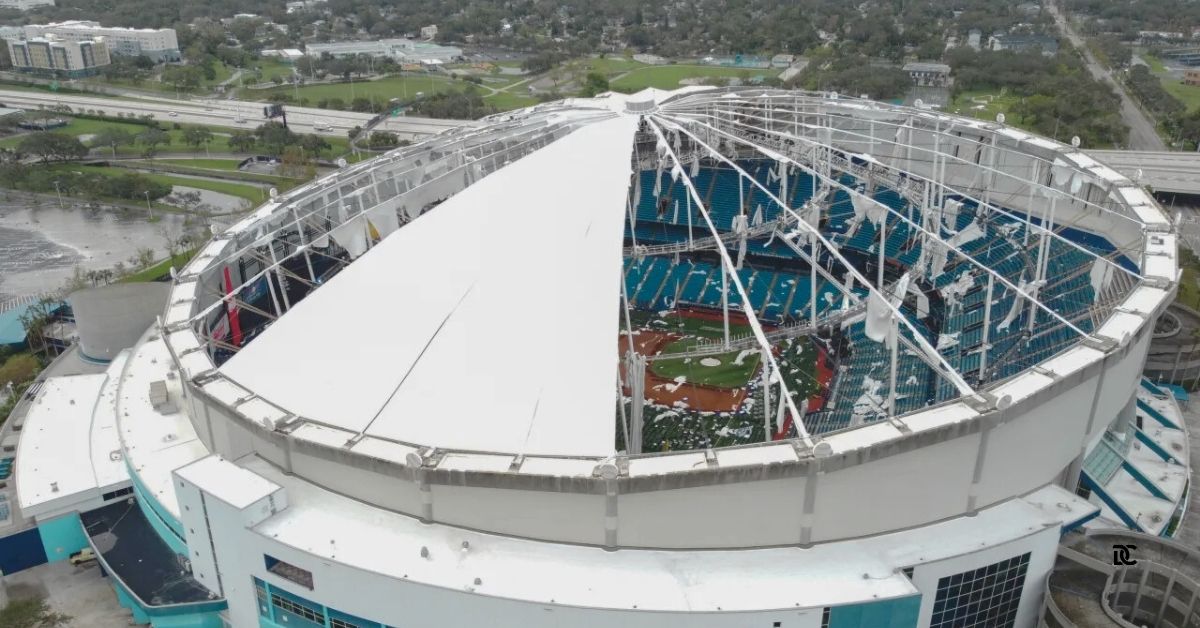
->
55, 164, 267, 205
0, 116, 146, 149
946, 90, 1022, 122
610, 64, 774, 91
569, 56, 646, 77
1161, 78, 1200, 112
1142, 53, 1200, 113
1177, 249, 1200, 311
119, 249, 197, 283
0, 79, 122, 98
650, 343, 761, 388
1144, 53, 1168, 74
251, 58, 295, 84
156, 157, 245, 171
246, 73, 459, 104
82, 61, 238, 94
0, 115, 355, 161
123, 159, 301, 187
484, 91, 538, 111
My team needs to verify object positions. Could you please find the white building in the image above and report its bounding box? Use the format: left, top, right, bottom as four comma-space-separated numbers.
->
419, 24, 438, 40
23, 20, 179, 62
6, 33, 110, 76
304, 38, 461, 63
260, 48, 305, 62
0, 0, 54, 11
0, 88, 1189, 628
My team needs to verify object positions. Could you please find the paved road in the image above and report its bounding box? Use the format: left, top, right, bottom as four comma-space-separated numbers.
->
0, 89, 471, 140
1089, 149, 1200, 194
1049, 1, 1167, 151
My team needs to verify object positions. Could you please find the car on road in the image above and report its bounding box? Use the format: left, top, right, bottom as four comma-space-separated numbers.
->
234, 117, 247, 124
168, 111, 178, 117
69, 548, 96, 565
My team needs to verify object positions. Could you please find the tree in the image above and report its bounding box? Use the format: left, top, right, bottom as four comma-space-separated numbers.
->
166, 190, 203, 213
228, 130, 257, 153
181, 126, 214, 157
300, 134, 331, 158
581, 71, 609, 97
137, 128, 170, 158
367, 130, 400, 149
161, 64, 204, 92
91, 128, 135, 158
18, 132, 87, 162
254, 121, 298, 156
279, 145, 310, 178
132, 247, 156, 270
0, 354, 38, 388
0, 597, 69, 628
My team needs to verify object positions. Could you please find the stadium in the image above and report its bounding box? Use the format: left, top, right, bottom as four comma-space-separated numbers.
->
3, 87, 1192, 628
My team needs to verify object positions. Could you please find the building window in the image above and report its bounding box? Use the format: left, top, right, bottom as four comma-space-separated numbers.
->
330, 618, 362, 628
101, 487, 133, 501
820, 607, 830, 628
930, 552, 1030, 628
902, 566, 915, 580
265, 554, 314, 590
253, 577, 270, 618
271, 592, 325, 627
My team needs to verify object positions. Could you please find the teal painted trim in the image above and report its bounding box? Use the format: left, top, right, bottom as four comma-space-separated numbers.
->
1081, 471, 1143, 531
77, 349, 112, 365
1133, 427, 1177, 463
828, 595, 921, 628
106, 567, 226, 619
1137, 399, 1180, 430
127, 461, 188, 549
1140, 378, 1166, 397
262, 578, 390, 628
148, 612, 226, 628
38, 513, 88, 563
115, 584, 152, 624
1061, 508, 1101, 534
1122, 461, 1170, 500
135, 493, 189, 556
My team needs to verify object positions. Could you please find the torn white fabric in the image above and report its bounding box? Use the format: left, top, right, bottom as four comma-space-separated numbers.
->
1089, 259, 1113, 303
948, 219, 985, 248
365, 204, 400, 240
329, 214, 369, 259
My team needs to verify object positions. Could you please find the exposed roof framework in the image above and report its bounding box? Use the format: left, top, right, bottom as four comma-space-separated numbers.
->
164, 89, 1150, 459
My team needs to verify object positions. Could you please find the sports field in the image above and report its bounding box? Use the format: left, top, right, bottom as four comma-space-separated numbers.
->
249, 74, 458, 104
610, 64, 775, 92
622, 307, 830, 451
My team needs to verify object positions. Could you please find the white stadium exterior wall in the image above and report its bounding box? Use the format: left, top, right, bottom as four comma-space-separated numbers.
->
179, 325, 1148, 549
908, 524, 1061, 628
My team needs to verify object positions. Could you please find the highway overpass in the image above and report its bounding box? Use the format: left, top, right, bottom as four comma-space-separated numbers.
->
1089, 149, 1200, 195
0, 89, 471, 140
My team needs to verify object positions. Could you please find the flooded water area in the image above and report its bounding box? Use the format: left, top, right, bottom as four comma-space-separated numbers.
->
0, 201, 186, 302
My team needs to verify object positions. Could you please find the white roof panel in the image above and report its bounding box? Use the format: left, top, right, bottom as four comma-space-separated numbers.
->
16, 374, 108, 512
221, 116, 638, 457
